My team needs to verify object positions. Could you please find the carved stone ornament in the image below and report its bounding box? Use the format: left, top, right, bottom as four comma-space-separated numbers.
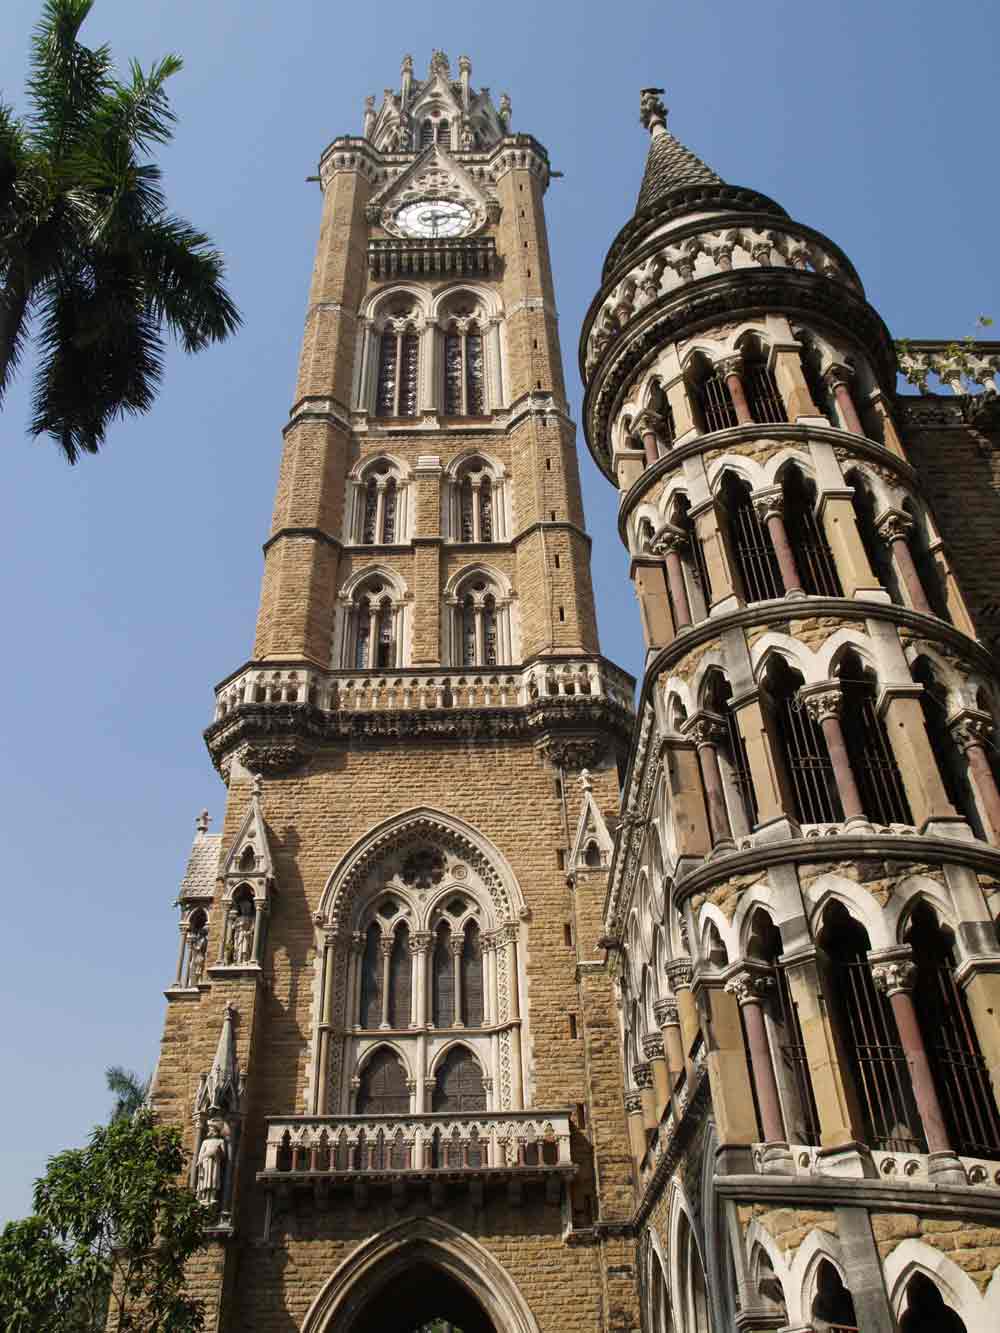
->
717, 354, 745, 381
653, 997, 679, 1027
871, 959, 917, 997
196, 1118, 228, 1208
824, 361, 855, 390
949, 709, 994, 752
665, 958, 693, 991
751, 487, 785, 525
624, 1092, 643, 1115
651, 525, 688, 559
642, 1034, 665, 1061
799, 686, 843, 725
631, 408, 669, 444
631, 1061, 653, 1090
237, 741, 308, 776
683, 711, 727, 750
543, 736, 606, 771
639, 87, 667, 133
724, 969, 774, 1006
875, 508, 914, 546
400, 846, 446, 889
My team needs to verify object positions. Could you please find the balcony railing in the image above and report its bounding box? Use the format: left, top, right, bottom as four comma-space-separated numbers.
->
258, 1112, 575, 1209
214, 658, 635, 723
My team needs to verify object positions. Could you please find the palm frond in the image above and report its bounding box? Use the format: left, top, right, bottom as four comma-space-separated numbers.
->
26, 0, 111, 161
141, 214, 242, 351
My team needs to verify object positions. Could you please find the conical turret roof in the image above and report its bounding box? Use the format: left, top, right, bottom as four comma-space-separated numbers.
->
635, 124, 722, 213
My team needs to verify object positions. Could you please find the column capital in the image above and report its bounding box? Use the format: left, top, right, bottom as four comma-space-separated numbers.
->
350, 931, 366, 956
408, 931, 434, 955
449, 936, 465, 958
875, 507, 914, 545
948, 707, 994, 751
717, 354, 744, 379
632, 408, 670, 444
751, 485, 785, 524
798, 681, 843, 725
379, 936, 395, 959
632, 1060, 653, 1090
724, 967, 775, 1007
870, 953, 918, 997
665, 958, 693, 991
624, 1092, 644, 1116
824, 361, 855, 390
642, 1033, 665, 1061
653, 996, 679, 1026
650, 523, 688, 558
683, 709, 727, 750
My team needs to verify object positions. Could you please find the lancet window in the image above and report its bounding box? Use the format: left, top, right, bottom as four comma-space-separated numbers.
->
341, 576, 404, 670
721, 472, 783, 603
764, 655, 842, 824
448, 456, 505, 543
376, 327, 420, 418
447, 572, 512, 666
835, 651, 912, 826
356, 462, 403, 546
443, 322, 486, 416
781, 466, 842, 597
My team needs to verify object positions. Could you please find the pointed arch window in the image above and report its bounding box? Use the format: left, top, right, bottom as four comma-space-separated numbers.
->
782, 467, 842, 597
811, 1261, 859, 1333
360, 923, 382, 1028
432, 923, 455, 1027
356, 1048, 409, 1115
454, 461, 501, 543
765, 655, 841, 824
376, 328, 420, 418
444, 323, 486, 416
388, 923, 412, 1029
743, 346, 787, 424
362, 478, 379, 544
906, 903, 1000, 1158
722, 472, 783, 603
347, 582, 402, 670
462, 923, 485, 1028
452, 577, 508, 666
836, 651, 912, 826
432, 1046, 486, 1112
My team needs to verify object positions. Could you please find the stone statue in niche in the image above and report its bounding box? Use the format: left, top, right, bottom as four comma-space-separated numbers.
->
196, 1117, 228, 1207
229, 904, 254, 965
186, 927, 207, 986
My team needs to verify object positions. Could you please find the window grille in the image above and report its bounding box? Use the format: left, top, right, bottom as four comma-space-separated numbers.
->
783, 470, 842, 596
376, 334, 398, 417
432, 925, 454, 1026
776, 681, 842, 824
745, 362, 787, 424
698, 372, 738, 433
444, 333, 464, 415
399, 334, 419, 416
483, 599, 498, 667
382, 478, 397, 544
839, 672, 912, 825
354, 612, 371, 670
462, 924, 484, 1027
726, 477, 782, 602
910, 908, 1000, 1158
774, 964, 821, 1142
459, 479, 475, 542
359, 924, 381, 1028
461, 598, 476, 666
724, 704, 758, 829
420, 119, 434, 149
466, 332, 485, 414
479, 478, 493, 541
388, 925, 411, 1029
444, 328, 487, 416
376, 600, 394, 669
362, 479, 378, 544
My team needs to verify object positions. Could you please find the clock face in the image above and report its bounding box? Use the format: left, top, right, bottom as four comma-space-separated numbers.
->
394, 198, 474, 239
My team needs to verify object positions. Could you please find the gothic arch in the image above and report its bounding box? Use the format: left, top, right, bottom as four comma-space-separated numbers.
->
301, 1216, 542, 1333
319, 807, 525, 932
882, 1240, 985, 1332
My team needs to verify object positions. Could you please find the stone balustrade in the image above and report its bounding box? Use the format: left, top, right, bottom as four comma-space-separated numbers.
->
261, 1110, 574, 1177
896, 339, 1000, 396
585, 225, 860, 374
214, 658, 635, 722
750, 1142, 1000, 1190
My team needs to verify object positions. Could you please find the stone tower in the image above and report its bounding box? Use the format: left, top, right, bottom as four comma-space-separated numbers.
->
580, 88, 1000, 1332
156, 53, 639, 1333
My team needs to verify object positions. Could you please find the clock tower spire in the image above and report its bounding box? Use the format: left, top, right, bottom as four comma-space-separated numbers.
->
152, 52, 639, 1333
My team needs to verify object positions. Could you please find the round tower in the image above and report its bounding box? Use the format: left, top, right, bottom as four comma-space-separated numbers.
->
582, 88, 1000, 1332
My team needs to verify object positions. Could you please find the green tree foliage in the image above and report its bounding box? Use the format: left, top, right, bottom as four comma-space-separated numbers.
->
105, 1065, 150, 1122
0, 1111, 209, 1332
0, 0, 241, 462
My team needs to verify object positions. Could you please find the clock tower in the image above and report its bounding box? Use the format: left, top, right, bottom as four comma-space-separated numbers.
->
154, 52, 639, 1333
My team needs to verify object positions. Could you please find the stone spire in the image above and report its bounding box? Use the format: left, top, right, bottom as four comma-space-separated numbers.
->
635, 87, 722, 216
198, 1002, 242, 1115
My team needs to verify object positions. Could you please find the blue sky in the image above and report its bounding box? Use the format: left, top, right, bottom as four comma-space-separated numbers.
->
1, 0, 996, 1223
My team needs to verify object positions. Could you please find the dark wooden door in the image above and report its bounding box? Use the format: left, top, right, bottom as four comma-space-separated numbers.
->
432, 1046, 486, 1113
356, 1048, 409, 1115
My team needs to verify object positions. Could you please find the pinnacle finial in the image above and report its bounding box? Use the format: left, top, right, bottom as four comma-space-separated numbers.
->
499, 93, 512, 128
401, 53, 413, 73
196, 809, 210, 834
640, 87, 668, 135
252, 773, 263, 799
429, 50, 450, 78
578, 768, 593, 793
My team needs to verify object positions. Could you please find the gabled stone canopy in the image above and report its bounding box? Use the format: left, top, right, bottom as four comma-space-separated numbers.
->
367, 142, 498, 235
368, 51, 509, 156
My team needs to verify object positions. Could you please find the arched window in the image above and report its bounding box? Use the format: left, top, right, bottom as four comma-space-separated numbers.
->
811, 1260, 858, 1333
461, 923, 485, 1027
444, 321, 486, 416
846, 469, 899, 600
781, 466, 842, 597
432, 922, 454, 1027
797, 336, 833, 421
721, 472, 783, 603
835, 650, 912, 826
691, 355, 738, 433
345, 579, 402, 670
357, 464, 403, 545
742, 344, 787, 424
452, 457, 502, 543
376, 327, 420, 418
912, 659, 981, 835
420, 119, 434, 149
702, 670, 757, 833
763, 655, 841, 824
898, 1273, 967, 1333
746, 910, 820, 1143
449, 573, 510, 666
356, 1048, 409, 1115
906, 902, 1000, 1158
437, 118, 450, 145
674, 1210, 710, 1333
388, 923, 412, 1029
819, 902, 923, 1151
360, 922, 382, 1028
431, 1046, 486, 1112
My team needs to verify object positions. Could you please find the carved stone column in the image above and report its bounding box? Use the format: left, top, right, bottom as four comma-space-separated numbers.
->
450, 934, 465, 1026
824, 362, 865, 437
665, 959, 699, 1079
653, 526, 693, 629
633, 1060, 658, 1131
349, 932, 365, 1029
175, 923, 189, 986
315, 929, 342, 1114
871, 953, 964, 1182
800, 685, 867, 825
624, 1091, 647, 1175
725, 969, 791, 1172
642, 1032, 671, 1121
635, 409, 669, 468
654, 996, 684, 1096
409, 931, 432, 1028
753, 488, 804, 597
378, 935, 394, 1029
684, 711, 736, 850
720, 355, 753, 425
951, 710, 1000, 844
875, 509, 933, 617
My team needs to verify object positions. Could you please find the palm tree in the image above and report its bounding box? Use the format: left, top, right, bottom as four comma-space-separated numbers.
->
0, 0, 240, 462
105, 1065, 149, 1121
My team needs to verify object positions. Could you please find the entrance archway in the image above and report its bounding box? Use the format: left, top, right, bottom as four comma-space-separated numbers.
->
302, 1218, 540, 1333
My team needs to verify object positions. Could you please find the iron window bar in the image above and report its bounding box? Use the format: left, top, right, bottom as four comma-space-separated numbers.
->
839, 680, 912, 826
775, 964, 821, 1144
698, 372, 739, 433
745, 364, 787, 425
781, 693, 842, 824
729, 484, 783, 602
